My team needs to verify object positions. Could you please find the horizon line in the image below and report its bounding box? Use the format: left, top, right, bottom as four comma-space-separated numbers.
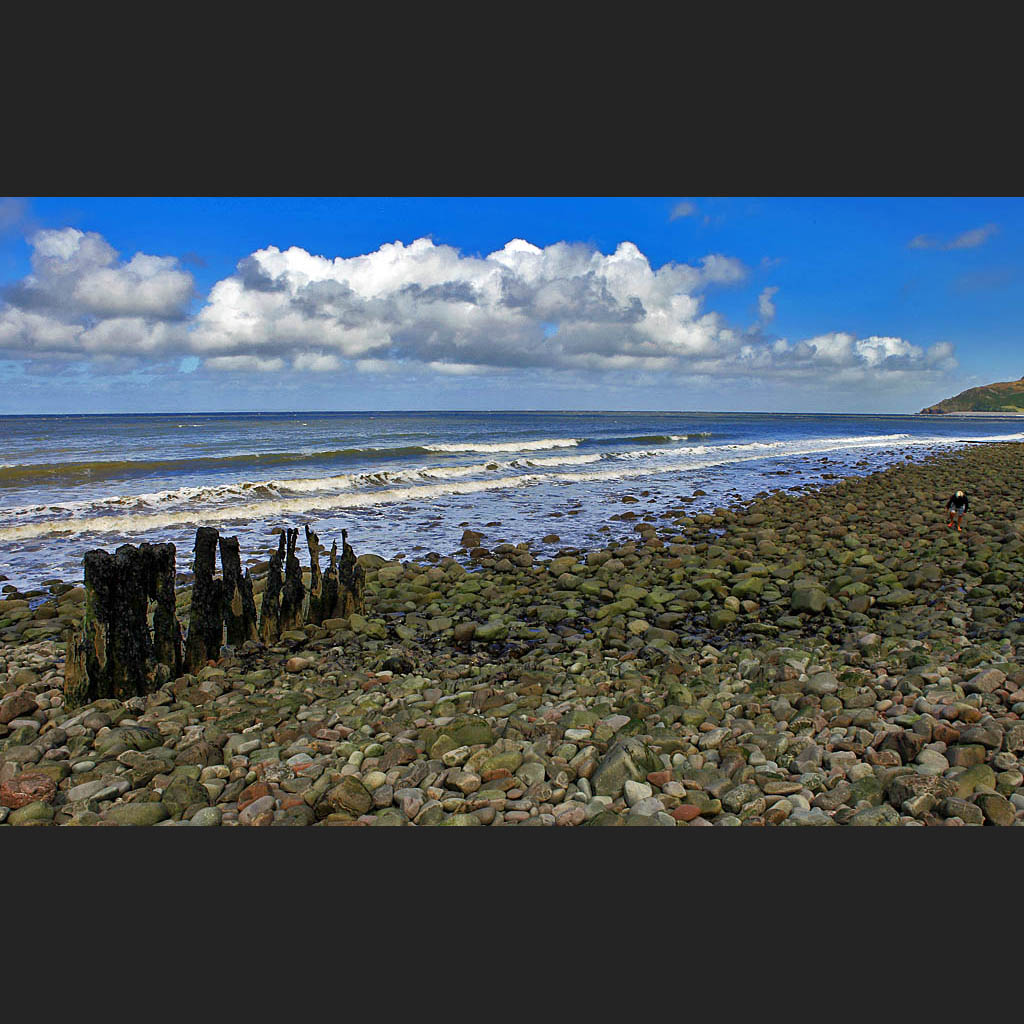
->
0, 408, 960, 418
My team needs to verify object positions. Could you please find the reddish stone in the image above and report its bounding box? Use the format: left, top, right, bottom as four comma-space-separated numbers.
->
239, 800, 276, 827
932, 723, 960, 745
865, 748, 901, 767
0, 691, 38, 725
280, 794, 307, 811
671, 804, 701, 821
647, 769, 672, 788
237, 781, 272, 812
482, 768, 511, 782
0, 770, 57, 809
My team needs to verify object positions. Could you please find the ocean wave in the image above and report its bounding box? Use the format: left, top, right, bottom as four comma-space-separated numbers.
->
0, 430, 973, 542
422, 438, 581, 453
0, 443, 471, 487
958, 432, 1024, 442
0, 461, 512, 520
0, 430, 966, 529
515, 453, 605, 468
608, 432, 713, 444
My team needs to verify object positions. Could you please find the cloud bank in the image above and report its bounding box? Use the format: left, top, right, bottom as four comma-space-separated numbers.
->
0, 227, 193, 366
0, 228, 957, 396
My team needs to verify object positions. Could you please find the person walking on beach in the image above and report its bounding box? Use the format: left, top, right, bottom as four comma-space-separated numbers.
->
946, 490, 969, 531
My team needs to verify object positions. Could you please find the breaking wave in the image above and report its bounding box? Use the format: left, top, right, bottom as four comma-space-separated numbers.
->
0, 430, 967, 542
422, 438, 581, 453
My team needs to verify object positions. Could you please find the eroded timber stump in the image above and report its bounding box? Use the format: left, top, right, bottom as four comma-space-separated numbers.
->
220, 534, 258, 646
258, 533, 285, 644
142, 541, 182, 678
64, 544, 157, 707
279, 527, 305, 632
305, 524, 324, 625
183, 526, 223, 673
336, 529, 366, 618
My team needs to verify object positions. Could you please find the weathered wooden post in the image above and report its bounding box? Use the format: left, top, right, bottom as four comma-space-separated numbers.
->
183, 526, 223, 673
258, 533, 285, 643
280, 527, 305, 632
219, 535, 258, 645
141, 541, 182, 678
64, 525, 369, 707
322, 540, 340, 622
337, 528, 366, 617
64, 544, 156, 706
64, 630, 88, 708
63, 547, 117, 708
304, 523, 324, 625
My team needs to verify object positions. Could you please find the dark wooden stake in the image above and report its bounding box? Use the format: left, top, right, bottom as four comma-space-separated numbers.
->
219, 535, 258, 646
64, 544, 156, 707
258, 533, 285, 644
183, 526, 223, 673
321, 540, 340, 621
63, 628, 88, 708
141, 541, 182, 677
280, 527, 305, 632
337, 528, 366, 617
305, 524, 324, 625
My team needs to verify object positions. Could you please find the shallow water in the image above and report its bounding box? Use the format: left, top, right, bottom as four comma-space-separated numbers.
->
1, 410, 1021, 589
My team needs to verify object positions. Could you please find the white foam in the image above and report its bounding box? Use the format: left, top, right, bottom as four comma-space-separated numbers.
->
960, 432, 1024, 442
423, 438, 580, 453
0, 429, 1016, 542
517, 453, 604, 468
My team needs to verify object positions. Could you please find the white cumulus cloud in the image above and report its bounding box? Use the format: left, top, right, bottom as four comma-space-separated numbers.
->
190, 237, 749, 376
205, 355, 284, 373
758, 286, 779, 322
0, 228, 193, 361
0, 228, 959, 395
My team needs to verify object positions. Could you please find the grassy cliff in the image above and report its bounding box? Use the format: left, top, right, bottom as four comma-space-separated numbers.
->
921, 375, 1024, 413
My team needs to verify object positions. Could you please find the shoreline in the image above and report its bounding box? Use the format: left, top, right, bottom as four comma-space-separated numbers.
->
5, 410, 1023, 593
921, 410, 1024, 418
2, 440, 1023, 826
0, 435, 983, 597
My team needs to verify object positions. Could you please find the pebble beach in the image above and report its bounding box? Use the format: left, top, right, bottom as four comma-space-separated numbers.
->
2, 439, 1024, 827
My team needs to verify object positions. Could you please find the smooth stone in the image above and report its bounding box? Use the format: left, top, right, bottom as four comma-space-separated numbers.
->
102, 802, 169, 826
190, 806, 223, 826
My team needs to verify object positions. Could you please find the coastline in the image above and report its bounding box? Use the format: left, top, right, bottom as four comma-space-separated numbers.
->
920, 410, 1024, 417
2, 439, 1023, 826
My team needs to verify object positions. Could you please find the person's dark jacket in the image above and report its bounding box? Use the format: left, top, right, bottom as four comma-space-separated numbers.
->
947, 493, 969, 514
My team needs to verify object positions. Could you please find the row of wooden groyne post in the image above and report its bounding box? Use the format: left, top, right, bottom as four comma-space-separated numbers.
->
64, 524, 365, 707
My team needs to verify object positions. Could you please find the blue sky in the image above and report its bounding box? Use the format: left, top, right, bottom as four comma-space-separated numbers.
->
0, 196, 1019, 414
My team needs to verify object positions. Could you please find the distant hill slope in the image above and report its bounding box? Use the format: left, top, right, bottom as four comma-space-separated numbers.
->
921, 375, 1024, 413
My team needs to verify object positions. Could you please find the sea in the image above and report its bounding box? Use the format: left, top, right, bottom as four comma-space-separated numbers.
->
1, 410, 1022, 592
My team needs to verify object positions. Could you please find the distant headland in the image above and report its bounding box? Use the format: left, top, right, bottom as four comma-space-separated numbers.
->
921, 375, 1024, 414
